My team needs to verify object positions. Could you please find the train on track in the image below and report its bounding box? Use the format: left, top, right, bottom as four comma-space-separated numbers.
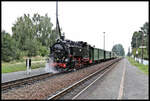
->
50, 38, 117, 72
49, 1, 117, 72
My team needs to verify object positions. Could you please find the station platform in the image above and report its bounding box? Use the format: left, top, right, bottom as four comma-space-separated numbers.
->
2, 67, 47, 83
75, 58, 148, 99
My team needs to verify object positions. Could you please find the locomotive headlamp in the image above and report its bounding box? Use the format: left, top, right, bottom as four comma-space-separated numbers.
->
65, 58, 69, 62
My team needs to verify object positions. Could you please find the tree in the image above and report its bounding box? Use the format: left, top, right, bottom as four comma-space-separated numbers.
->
12, 14, 39, 57
38, 45, 49, 57
141, 22, 149, 60
127, 47, 131, 57
12, 14, 36, 51
11, 13, 58, 57
130, 22, 149, 60
1, 30, 21, 62
112, 44, 125, 56
141, 22, 149, 35
32, 13, 58, 47
131, 31, 142, 49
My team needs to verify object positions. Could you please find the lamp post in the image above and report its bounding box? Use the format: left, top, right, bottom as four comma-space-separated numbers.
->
142, 31, 144, 64
136, 37, 138, 61
103, 32, 105, 50
139, 31, 144, 64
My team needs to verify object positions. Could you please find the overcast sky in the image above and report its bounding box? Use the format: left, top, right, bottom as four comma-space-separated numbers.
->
2, 1, 149, 54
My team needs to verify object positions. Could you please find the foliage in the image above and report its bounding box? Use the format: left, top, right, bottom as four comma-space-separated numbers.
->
2, 13, 59, 62
137, 48, 148, 59
12, 14, 34, 51
131, 31, 142, 48
38, 45, 49, 57
132, 48, 136, 57
112, 44, 125, 56
1, 30, 21, 62
32, 13, 55, 47
131, 22, 149, 60
141, 22, 149, 35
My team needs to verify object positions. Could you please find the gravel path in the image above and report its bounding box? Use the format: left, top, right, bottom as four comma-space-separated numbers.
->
2, 59, 117, 100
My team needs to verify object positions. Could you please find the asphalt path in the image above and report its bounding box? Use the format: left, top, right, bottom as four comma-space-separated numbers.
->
2, 68, 46, 83
74, 58, 148, 99
122, 58, 148, 99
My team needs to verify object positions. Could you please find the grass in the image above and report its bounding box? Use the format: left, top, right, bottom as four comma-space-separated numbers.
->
2, 61, 46, 73
30, 56, 47, 61
1, 56, 48, 73
127, 57, 149, 75
3, 56, 47, 64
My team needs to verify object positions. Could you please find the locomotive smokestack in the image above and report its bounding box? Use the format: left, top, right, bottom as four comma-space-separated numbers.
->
56, 0, 64, 41
56, 1, 58, 37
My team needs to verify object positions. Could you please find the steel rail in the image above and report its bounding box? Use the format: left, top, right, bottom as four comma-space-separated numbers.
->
2, 72, 58, 91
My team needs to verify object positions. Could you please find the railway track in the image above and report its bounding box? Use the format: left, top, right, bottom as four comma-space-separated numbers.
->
2, 72, 58, 91
47, 58, 122, 100
1, 64, 92, 91
2, 58, 121, 99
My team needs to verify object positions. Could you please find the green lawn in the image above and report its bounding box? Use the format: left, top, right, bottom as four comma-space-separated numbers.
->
2, 61, 46, 73
4, 56, 46, 64
127, 57, 149, 75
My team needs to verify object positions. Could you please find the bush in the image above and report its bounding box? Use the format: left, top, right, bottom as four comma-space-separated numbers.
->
2, 31, 19, 62
39, 46, 49, 57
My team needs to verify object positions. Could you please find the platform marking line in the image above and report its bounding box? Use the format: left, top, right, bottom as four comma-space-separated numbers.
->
117, 59, 126, 99
72, 66, 113, 100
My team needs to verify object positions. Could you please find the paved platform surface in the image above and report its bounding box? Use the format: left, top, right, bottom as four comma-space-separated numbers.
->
2, 67, 47, 83
123, 58, 148, 99
75, 58, 148, 99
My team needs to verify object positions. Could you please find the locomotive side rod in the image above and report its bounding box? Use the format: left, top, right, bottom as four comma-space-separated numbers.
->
47, 58, 122, 100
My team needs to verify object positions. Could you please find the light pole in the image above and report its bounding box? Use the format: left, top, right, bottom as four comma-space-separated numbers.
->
136, 37, 138, 61
142, 31, 144, 64
103, 32, 105, 50
140, 31, 144, 64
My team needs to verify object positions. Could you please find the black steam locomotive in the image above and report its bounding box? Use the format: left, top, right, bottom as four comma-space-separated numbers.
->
50, 38, 91, 71
50, 37, 117, 72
